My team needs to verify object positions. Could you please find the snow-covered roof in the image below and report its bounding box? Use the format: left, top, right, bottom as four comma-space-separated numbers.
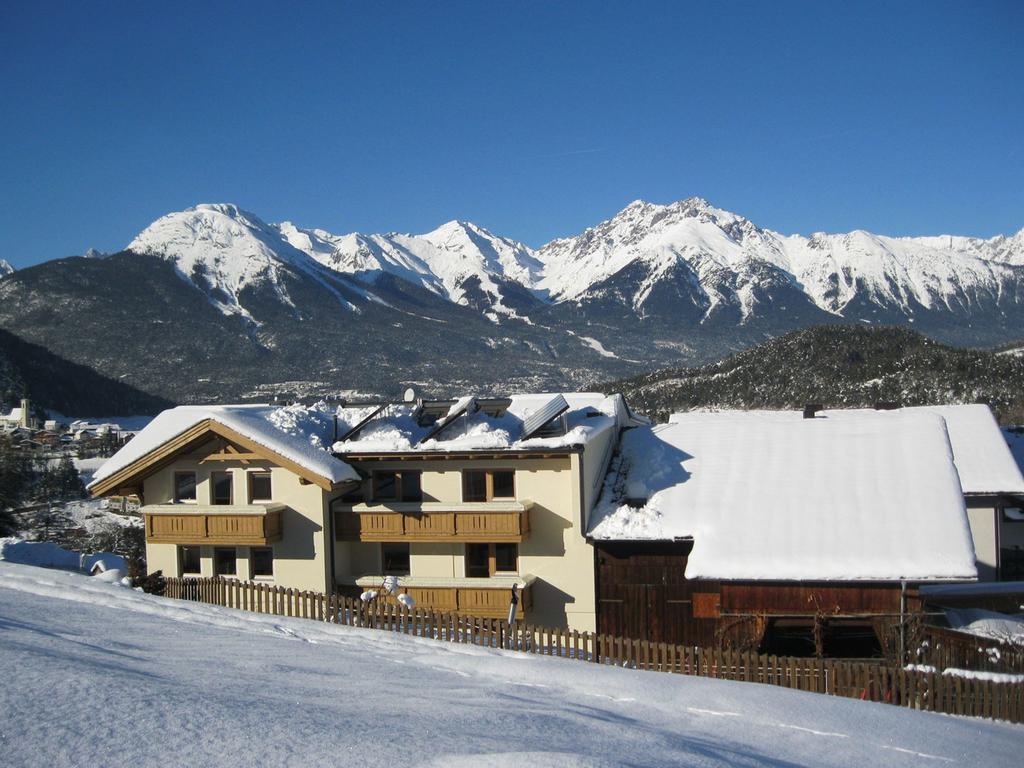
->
331, 393, 641, 454
89, 405, 359, 489
89, 393, 636, 491
943, 608, 1024, 644
1, 407, 23, 423
902, 405, 1024, 495
589, 409, 977, 581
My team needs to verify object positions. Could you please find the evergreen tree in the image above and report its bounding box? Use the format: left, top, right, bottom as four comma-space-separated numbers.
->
0, 437, 29, 534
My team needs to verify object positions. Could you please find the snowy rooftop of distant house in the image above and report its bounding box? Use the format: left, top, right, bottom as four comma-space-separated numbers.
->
588, 408, 977, 581
88, 405, 360, 488
1, 406, 23, 423
328, 392, 642, 453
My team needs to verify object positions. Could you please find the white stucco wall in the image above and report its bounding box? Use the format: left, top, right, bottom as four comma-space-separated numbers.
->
141, 441, 330, 591
335, 454, 597, 631
967, 506, 998, 581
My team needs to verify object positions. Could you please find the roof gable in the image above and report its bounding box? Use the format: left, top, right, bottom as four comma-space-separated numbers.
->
89, 406, 358, 495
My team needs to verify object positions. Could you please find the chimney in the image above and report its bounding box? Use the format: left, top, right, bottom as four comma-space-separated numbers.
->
803, 403, 823, 419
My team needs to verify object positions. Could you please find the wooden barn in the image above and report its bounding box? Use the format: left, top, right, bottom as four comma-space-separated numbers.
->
588, 408, 980, 657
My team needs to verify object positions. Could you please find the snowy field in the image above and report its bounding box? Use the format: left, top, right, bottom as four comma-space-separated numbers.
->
1, 564, 1021, 767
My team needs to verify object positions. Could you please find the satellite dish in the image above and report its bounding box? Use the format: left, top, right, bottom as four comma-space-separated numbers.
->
403, 387, 416, 403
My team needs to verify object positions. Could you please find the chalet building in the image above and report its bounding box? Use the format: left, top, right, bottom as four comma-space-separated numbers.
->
88, 394, 642, 630
587, 408, 982, 656
88, 405, 361, 592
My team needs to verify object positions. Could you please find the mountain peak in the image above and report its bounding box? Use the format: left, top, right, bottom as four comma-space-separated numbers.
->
192, 202, 258, 220
126, 203, 316, 322
0, 259, 13, 276
424, 219, 480, 238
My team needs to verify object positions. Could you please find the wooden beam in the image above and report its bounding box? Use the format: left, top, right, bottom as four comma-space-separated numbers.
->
198, 440, 261, 464
205, 422, 336, 491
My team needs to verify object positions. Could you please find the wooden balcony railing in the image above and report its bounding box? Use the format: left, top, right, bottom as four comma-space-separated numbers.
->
143, 503, 284, 545
343, 576, 534, 619
334, 501, 531, 543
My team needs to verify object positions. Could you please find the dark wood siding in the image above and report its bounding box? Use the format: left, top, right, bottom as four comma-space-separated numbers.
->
720, 582, 902, 616
595, 541, 718, 646
596, 541, 912, 652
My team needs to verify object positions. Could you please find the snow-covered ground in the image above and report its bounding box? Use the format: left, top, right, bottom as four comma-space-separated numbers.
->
0, 562, 1019, 767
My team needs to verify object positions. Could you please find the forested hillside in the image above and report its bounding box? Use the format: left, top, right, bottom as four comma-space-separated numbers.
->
605, 326, 1024, 423
0, 327, 172, 417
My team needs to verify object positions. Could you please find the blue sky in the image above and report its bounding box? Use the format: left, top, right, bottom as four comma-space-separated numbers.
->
1, 1, 1021, 268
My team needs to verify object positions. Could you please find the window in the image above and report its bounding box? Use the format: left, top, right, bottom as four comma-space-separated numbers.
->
214, 547, 236, 577
372, 472, 397, 501
248, 471, 272, 503
179, 545, 201, 575
400, 471, 422, 502
371, 471, 422, 502
250, 547, 273, 578
174, 472, 197, 503
494, 543, 518, 573
463, 471, 488, 502
382, 543, 410, 576
211, 472, 233, 505
465, 543, 518, 577
462, 469, 515, 502
491, 471, 515, 499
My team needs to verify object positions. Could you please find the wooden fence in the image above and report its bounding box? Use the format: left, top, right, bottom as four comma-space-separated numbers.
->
164, 577, 1024, 724
918, 624, 1024, 675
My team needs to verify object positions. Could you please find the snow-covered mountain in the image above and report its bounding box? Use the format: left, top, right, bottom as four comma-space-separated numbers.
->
534, 198, 1024, 323
0, 259, 13, 276
2, 198, 1024, 403
280, 219, 543, 319
126, 204, 375, 320
122, 199, 1024, 331
129, 204, 543, 322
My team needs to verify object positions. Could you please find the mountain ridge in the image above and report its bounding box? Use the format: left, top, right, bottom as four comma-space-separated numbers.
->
1, 199, 1023, 404
121, 198, 1024, 332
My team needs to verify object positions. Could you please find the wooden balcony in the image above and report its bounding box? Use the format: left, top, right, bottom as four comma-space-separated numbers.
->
143, 503, 284, 545
346, 575, 534, 619
335, 501, 531, 543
